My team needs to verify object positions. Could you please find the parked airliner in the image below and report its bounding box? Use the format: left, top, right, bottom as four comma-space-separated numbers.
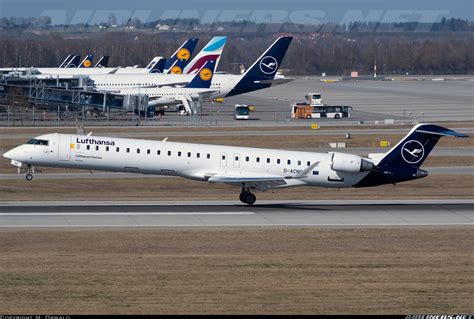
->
3, 124, 466, 205
90, 36, 293, 99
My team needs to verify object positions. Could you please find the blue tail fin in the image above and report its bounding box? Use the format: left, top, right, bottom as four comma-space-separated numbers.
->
66, 55, 81, 68
164, 38, 199, 74
94, 56, 109, 68
78, 54, 94, 68
355, 124, 468, 187
226, 36, 292, 97
59, 55, 73, 68
149, 58, 167, 73
185, 59, 216, 89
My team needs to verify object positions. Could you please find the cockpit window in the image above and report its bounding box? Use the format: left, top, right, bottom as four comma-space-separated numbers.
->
26, 139, 49, 146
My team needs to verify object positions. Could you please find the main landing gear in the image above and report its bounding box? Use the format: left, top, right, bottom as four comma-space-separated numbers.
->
239, 187, 256, 206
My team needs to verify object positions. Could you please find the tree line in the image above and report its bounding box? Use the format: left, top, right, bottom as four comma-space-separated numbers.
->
0, 32, 472, 75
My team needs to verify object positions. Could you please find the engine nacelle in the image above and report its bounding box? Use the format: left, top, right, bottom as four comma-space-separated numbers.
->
330, 152, 374, 173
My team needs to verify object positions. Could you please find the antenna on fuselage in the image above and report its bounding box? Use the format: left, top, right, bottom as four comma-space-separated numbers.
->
87, 132, 93, 136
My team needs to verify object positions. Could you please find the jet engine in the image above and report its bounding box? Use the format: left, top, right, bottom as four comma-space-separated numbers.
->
330, 152, 374, 173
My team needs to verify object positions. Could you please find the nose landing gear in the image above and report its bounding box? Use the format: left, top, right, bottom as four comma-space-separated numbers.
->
239, 187, 256, 205
26, 173, 33, 181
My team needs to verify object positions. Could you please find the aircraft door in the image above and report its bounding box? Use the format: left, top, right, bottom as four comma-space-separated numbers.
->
220, 153, 227, 167
233, 153, 240, 168
58, 135, 71, 161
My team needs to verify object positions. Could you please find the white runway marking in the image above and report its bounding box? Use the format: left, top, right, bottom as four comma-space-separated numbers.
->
0, 212, 255, 216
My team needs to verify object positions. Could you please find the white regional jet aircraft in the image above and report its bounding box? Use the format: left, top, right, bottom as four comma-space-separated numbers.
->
3, 124, 467, 205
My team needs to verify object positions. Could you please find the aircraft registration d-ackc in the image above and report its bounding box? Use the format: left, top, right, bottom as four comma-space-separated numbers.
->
3, 124, 467, 205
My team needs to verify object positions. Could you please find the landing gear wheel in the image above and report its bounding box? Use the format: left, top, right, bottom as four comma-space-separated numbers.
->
25, 173, 33, 181
239, 192, 246, 203
243, 192, 256, 206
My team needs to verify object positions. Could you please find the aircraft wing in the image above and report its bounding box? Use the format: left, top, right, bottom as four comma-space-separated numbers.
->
207, 174, 287, 191
190, 90, 219, 100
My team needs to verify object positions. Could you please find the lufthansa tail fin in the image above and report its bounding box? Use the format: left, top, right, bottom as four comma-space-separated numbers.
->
164, 38, 199, 74
241, 36, 292, 80
145, 56, 162, 70
185, 59, 216, 89
355, 124, 468, 187
148, 58, 167, 73
65, 55, 81, 68
59, 55, 73, 68
94, 56, 109, 68
78, 54, 94, 68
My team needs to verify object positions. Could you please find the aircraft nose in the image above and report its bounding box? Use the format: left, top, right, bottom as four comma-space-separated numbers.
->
3, 149, 14, 160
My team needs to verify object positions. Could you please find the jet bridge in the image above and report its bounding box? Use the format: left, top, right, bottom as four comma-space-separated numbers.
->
0, 76, 148, 113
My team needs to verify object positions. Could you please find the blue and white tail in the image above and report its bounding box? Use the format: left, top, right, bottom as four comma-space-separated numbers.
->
59, 54, 73, 68
148, 58, 167, 73
185, 59, 216, 89
355, 124, 468, 187
164, 38, 199, 74
65, 55, 81, 68
94, 56, 109, 68
226, 36, 292, 97
78, 54, 94, 68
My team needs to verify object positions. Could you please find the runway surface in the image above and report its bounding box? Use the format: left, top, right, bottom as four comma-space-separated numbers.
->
0, 200, 472, 228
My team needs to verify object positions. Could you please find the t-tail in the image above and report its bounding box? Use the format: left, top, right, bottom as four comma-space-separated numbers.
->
78, 54, 94, 68
226, 36, 292, 97
65, 55, 81, 68
94, 56, 109, 68
164, 38, 199, 74
148, 58, 167, 73
184, 59, 216, 89
355, 124, 468, 187
183, 36, 226, 74
59, 54, 73, 68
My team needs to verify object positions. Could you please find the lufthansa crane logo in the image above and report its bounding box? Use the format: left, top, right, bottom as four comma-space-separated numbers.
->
199, 68, 213, 81
401, 140, 425, 164
170, 66, 183, 74
177, 48, 191, 60
259, 56, 278, 74
83, 59, 92, 68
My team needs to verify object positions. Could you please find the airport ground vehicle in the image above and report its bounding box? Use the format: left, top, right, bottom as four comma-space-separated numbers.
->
234, 104, 250, 120
291, 92, 351, 119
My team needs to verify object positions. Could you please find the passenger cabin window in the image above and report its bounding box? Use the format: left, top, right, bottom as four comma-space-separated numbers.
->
256, 157, 260, 163
307, 161, 311, 166
207, 154, 210, 159
147, 149, 151, 155
235, 156, 239, 161
157, 150, 161, 155
116, 147, 120, 152
178, 151, 182, 157
126, 148, 130, 153
106, 146, 109, 151
197, 153, 200, 158
277, 159, 281, 164
168, 151, 171, 156
222, 155, 226, 160
95, 146, 99, 151
267, 158, 270, 164
298, 160, 301, 166
246, 156, 249, 162
137, 149, 140, 154
287, 160, 291, 165
87, 145, 90, 150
